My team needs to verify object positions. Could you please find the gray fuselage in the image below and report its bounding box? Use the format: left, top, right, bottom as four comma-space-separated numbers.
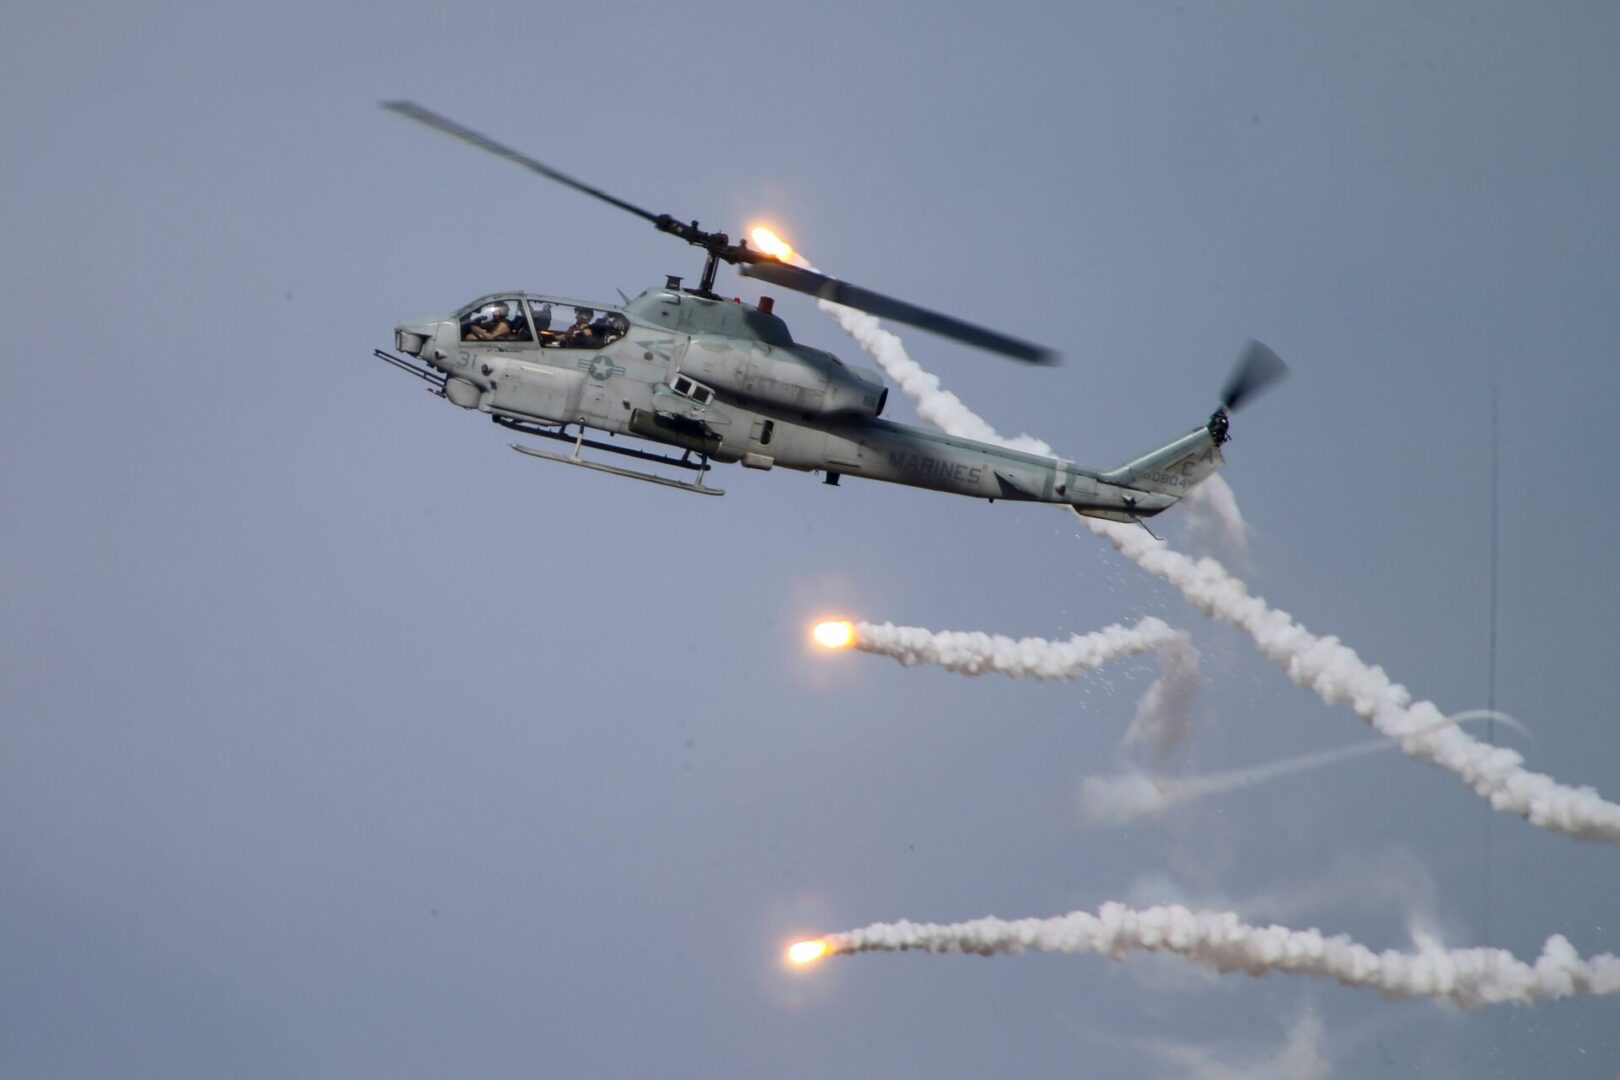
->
396, 286, 1219, 519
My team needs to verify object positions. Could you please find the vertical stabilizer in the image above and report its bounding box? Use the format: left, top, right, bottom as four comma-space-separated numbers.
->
1098, 417, 1226, 499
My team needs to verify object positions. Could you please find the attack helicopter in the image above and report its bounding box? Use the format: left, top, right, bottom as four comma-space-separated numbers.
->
376, 102, 1286, 517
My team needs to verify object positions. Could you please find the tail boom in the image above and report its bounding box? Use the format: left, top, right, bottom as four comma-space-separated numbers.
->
1072, 412, 1228, 521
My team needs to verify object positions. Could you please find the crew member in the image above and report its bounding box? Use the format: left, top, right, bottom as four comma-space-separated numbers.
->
561, 307, 601, 348
465, 301, 515, 341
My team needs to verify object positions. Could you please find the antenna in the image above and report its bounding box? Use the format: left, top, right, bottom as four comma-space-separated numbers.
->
1483, 382, 1500, 943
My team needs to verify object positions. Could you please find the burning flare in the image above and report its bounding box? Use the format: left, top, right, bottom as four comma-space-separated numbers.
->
811, 619, 856, 650
750, 225, 798, 263
787, 939, 829, 966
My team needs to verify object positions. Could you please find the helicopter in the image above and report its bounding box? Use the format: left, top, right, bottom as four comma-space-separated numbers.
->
376, 102, 1287, 517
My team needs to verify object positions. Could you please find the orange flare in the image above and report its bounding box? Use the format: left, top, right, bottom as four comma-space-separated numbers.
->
811, 619, 856, 650
787, 939, 829, 965
750, 225, 797, 262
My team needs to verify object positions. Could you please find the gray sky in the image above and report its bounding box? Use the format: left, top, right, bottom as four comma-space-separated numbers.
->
3, 1, 1618, 1075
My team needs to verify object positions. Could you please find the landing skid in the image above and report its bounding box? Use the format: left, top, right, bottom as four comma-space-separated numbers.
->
504, 421, 724, 496
510, 443, 724, 495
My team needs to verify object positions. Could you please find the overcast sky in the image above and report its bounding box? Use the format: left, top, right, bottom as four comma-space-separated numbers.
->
4, 2, 1619, 1076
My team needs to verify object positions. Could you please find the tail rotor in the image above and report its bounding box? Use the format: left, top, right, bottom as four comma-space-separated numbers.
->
1210, 339, 1289, 443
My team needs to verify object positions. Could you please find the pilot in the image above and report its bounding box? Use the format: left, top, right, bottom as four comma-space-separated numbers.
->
590, 312, 623, 345
561, 307, 601, 348
466, 301, 515, 341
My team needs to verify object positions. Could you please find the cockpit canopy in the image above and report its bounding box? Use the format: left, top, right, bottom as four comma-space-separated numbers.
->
457, 295, 627, 350
460, 298, 532, 343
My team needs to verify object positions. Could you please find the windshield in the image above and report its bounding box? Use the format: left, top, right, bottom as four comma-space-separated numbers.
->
459, 297, 534, 343
456, 297, 628, 350
538, 306, 628, 351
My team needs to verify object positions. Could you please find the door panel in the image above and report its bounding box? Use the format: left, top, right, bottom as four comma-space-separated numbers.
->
489, 362, 585, 423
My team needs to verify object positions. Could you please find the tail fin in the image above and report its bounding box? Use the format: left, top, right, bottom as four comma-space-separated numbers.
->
1099, 413, 1227, 500
1089, 340, 1285, 517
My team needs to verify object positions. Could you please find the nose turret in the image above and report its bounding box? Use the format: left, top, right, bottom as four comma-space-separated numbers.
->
394, 317, 453, 367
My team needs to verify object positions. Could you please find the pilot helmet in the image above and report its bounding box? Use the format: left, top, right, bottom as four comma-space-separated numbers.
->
483, 301, 509, 321
574, 307, 593, 322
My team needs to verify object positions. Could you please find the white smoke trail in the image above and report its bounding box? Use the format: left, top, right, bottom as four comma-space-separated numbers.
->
1178, 473, 1251, 562
1076, 514, 1620, 844
1081, 745, 1411, 829
848, 615, 1199, 764
850, 615, 1187, 681
810, 292, 1620, 843
1077, 773, 1182, 828
1082, 712, 1532, 827
820, 903, 1620, 1007
1122, 630, 1200, 762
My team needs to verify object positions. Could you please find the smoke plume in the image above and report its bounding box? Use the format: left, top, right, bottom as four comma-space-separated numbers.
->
1123, 629, 1201, 763
1079, 712, 1528, 827
850, 616, 1188, 682
820, 903, 1620, 1007
797, 298, 1620, 1013
1178, 473, 1251, 562
814, 293, 1620, 842
1075, 514, 1620, 844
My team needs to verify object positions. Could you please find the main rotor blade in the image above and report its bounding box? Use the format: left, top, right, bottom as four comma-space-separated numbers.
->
386, 101, 1057, 365
1220, 339, 1289, 412
383, 101, 663, 225
738, 259, 1057, 365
